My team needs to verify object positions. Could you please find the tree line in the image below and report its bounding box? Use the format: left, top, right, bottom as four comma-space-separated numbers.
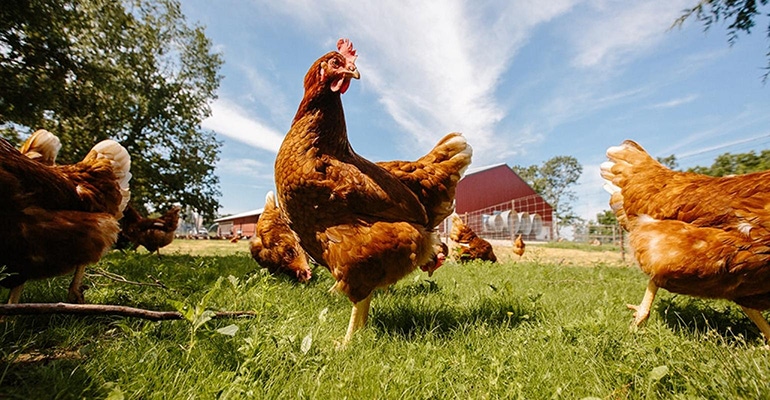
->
0, 0, 223, 219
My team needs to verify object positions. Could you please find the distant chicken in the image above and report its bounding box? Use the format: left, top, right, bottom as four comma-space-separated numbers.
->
601, 139, 770, 340
250, 191, 312, 282
513, 234, 525, 257
0, 135, 131, 304
119, 204, 181, 254
449, 213, 497, 262
274, 39, 472, 345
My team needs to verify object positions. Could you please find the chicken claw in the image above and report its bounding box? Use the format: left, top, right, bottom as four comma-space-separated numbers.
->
628, 280, 658, 329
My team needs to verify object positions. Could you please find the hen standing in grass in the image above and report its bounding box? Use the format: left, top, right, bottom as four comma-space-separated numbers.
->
512, 234, 525, 257
249, 191, 312, 283
0, 134, 131, 304
274, 39, 472, 345
602, 139, 770, 340
449, 213, 497, 262
118, 204, 181, 255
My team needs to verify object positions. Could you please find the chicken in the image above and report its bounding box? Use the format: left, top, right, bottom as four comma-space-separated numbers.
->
274, 38, 472, 345
249, 191, 312, 282
119, 204, 180, 254
449, 213, 497, 262
513, 234, 525, 257
0, 137, 131, 304
601, 139, 770, 340
419, 241, 448, 277
20, 129, 61, 166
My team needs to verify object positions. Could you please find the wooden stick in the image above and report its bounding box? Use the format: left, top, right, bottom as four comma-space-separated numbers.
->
0, 303, 257, 321
89, 268, 168, 289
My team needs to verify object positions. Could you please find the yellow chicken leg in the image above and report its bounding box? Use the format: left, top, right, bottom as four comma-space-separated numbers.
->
627, 280, 658, 328
341, 292, 373, 347
740, 306, 770, 342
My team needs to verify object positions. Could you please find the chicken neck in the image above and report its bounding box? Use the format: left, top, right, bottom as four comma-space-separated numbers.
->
291, 88, 354, 157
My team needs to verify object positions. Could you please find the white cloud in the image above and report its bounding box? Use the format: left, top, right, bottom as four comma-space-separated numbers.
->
570, 0, 692, 69
260, 0, 580, 164
648, 94, 698, 109
202, 99, 285, 153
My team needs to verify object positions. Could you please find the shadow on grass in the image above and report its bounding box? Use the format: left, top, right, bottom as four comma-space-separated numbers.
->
656, 297, 763, 343
372, 291, 540, 340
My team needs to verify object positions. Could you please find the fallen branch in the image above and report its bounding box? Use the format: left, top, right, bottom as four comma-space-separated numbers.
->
89, 268, 168, 289
0, 303, 257, 321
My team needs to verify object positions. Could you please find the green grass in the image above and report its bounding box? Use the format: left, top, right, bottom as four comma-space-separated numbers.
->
1, 243, 770, 399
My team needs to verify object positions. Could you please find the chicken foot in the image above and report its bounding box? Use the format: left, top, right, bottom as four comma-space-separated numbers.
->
6, 284, 24, 304
66, 265, 87, 304
341, 292, 373, 348
740, 306, 770, 342
627, 280, 658, 328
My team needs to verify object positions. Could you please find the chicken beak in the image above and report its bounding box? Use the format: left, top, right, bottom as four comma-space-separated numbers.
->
348, 65, 360, 80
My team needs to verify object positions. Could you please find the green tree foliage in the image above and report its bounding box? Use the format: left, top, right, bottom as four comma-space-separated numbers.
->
512, 156, 583, 233
657, 154, 679, 170
674, 0, 770, 81
687, 149, 770, 176
0, 0, 223, 219
595, 210, 618, 226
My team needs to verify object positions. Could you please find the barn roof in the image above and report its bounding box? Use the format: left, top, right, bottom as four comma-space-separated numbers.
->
214, 208, 263, 223
464, 162, 509, 176
455, 163, 553, 215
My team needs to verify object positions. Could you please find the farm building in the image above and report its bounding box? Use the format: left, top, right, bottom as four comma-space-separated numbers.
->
214, 208, 263, 239
449, 163, 554, 241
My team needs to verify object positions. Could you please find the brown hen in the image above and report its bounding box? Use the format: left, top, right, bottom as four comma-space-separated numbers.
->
249, 191, 312, 282
274, 39, 472, 345
119, 204, 181, 254
513, 234, 525, 257
601, 139, 770, 340
1, 136, 131, 304
449, 213, 497, 262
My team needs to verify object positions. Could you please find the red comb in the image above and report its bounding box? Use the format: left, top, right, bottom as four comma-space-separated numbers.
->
337, 38, 357, 63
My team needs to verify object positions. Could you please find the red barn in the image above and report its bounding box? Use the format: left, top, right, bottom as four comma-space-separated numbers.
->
450, 163, 554, 241
214, 208, 262, 239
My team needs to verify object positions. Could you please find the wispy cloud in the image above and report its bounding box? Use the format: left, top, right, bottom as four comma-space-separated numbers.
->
262, 0, 579, 163
569, 0, 693, 69
202, 99, 284, 153
648, 94, 698, 109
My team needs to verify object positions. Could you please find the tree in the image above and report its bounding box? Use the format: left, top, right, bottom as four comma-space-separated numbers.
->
512, 155, 583, 236
674, 0, 770, 81
688, 149, 770, 176
0, 0, 223, 219
656, 154, 679, 170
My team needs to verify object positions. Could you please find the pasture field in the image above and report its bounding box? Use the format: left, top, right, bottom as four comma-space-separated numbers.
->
1, 239, 769, 399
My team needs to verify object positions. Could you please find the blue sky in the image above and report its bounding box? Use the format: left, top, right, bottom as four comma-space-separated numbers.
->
178, 0, 770, 222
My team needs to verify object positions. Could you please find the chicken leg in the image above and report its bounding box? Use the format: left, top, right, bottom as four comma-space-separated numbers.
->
740, 306, 770, 342
342, 292, 373, 347
6, 284, 24, 304
627, 280, 658, 328
66, 265, 87, 304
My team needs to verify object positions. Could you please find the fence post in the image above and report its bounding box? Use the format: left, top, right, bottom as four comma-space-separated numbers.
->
619, 224, 625, 263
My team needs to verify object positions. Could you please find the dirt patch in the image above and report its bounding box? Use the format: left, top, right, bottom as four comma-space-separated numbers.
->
452, 239, 634, 267
10, 349, 83, 365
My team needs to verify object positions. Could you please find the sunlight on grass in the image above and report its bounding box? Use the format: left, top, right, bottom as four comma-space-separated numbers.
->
1, 241, 769, 399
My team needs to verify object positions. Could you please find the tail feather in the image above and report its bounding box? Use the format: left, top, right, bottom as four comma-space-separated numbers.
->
20, 129, 61, 166
85, 140, 132, 213
601, 140, 661, 230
